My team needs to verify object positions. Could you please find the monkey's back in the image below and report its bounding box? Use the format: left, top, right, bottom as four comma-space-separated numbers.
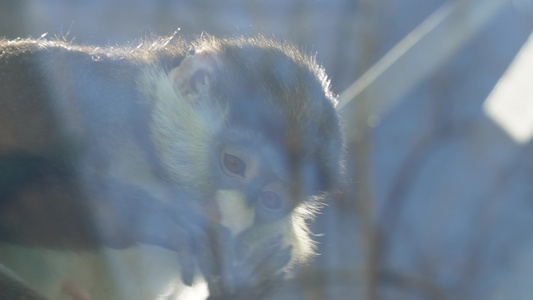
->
0, 38, 199, 299
0, 37, 190, 152
0, 37, 189, 249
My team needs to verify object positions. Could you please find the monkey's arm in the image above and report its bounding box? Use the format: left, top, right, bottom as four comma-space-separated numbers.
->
0, 150, 210, 286
83, 176, 211, 285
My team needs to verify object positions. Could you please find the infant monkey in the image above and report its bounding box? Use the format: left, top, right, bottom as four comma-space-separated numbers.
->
0, 34, 343, 299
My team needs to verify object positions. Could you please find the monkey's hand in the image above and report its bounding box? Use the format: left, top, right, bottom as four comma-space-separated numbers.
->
86, 178, 209, 287
200, 230, 292, 300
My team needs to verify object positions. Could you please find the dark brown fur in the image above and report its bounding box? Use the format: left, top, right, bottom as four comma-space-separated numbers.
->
0, 35, 342, 299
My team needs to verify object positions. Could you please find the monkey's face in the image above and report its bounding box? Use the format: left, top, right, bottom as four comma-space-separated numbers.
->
212, 129, 306, 258
143, 39, 342, 265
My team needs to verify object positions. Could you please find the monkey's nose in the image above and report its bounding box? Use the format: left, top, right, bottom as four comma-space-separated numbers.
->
202, 199, 221, 224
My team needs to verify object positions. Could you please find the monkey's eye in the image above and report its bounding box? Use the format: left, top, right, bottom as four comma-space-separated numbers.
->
257, 182, 289, 218
258, 191, 283, 211
223, 153, 246, 177
220, 147, 260, 181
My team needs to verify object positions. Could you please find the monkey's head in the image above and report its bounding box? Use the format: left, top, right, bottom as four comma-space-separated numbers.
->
140, 36, 342, 266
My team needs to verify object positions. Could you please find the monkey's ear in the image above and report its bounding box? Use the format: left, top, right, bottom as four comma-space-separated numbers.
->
169, 50, 218, 98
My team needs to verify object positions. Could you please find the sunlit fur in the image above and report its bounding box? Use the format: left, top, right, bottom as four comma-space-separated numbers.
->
135, 34, 342, 277
0, 34, 342, 298
139, 55, 330, 267
138, 68, 227, 200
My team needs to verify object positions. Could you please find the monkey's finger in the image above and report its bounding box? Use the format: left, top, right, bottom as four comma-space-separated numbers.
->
197, 224, 240, 298
176, 241, 195, 286
214, 225, 236, 293
196, 231, 218, 279
134, 214, 198, 286
253, 271, 287, 299
151, 225, 197, 286
146, 231, 196, 287
169, 202, 212, 252
246, 255, 287, 288
261, 245, 292, 276
242, 234, 282, 269
235, 255, 289, 300
240, 242, 291, 289
217, 236, 281, 291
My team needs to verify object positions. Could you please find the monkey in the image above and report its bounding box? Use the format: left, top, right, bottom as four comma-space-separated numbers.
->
0, 34, 343, 299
